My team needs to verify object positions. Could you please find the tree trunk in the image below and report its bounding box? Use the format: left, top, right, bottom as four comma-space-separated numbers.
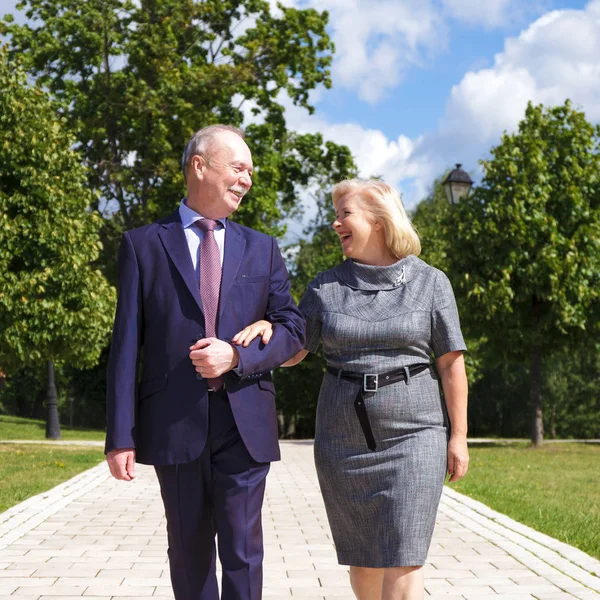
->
45, 360, 61, 439
531, 344, 543, 446
284, 414, 297, 439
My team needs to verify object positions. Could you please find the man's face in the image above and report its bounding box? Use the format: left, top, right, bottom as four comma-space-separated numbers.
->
191, 131, 253, 219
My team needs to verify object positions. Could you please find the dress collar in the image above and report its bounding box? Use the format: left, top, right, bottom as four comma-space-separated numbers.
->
332, 255, 426, 291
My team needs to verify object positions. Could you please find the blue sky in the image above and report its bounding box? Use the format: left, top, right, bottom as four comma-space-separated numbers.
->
2, 0, 598, 239
268, 0, 599, 238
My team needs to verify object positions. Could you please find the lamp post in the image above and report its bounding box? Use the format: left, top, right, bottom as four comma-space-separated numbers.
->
441, 164, 473, 205
45, 360, 61, 439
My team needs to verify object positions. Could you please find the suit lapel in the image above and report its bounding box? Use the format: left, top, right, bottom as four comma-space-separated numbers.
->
220, 221, 246, 319
158, 211, 203, 313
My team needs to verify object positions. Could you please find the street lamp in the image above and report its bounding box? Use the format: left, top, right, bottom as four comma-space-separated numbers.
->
442, 164, 473, 205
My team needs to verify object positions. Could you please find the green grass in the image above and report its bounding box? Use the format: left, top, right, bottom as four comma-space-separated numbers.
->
0, 443, 105, 513
451, 442, 600, 560
0, 414, 105, 441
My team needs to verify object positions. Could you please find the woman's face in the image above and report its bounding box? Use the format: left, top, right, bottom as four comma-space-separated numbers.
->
332, 194, 383, 263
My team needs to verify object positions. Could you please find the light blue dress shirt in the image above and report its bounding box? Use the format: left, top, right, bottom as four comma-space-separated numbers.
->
179, 199, 227, 286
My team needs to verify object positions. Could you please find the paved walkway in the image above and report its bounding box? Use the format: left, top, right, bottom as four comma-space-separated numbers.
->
0, 441, 598, 600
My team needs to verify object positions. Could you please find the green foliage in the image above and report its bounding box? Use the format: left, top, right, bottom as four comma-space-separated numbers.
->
0, 359, 108, 429
411, 178, 485, 386
1, 0, 340, 245
412, 103, 600, 442
543, 344, 600, 439
0, 50, 116, 373
0, 1, 357, 429
447, 101, 600, 350
414, 179, 600, 440
467, 341, 599, 440
0, 364, 59, 419
411, 176, 452, 272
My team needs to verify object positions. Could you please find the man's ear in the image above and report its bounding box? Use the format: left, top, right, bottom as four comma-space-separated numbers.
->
191, 155, 205, 178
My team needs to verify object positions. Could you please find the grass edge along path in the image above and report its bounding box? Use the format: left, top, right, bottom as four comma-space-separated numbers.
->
451, 442, 600, 561
0, 443, 105, 513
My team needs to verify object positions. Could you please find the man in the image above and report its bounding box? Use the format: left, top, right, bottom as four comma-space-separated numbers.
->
105, 124, 305, 600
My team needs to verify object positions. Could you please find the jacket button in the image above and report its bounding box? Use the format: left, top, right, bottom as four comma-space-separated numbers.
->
196, 373, 202, 380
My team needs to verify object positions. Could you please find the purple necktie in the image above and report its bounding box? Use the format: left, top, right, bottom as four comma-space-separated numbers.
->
196, 219, 223, 391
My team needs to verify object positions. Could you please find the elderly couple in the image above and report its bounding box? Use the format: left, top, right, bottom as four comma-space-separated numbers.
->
105, 125, 469, 600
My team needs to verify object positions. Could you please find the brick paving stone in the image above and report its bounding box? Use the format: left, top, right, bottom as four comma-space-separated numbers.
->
13, 585, 87, 596
1, 440, 599, 599
39, 597, 111, 600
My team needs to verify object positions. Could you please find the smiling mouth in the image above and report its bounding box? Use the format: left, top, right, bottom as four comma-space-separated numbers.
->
339, 233, 351, 243
228, 188, 245, 201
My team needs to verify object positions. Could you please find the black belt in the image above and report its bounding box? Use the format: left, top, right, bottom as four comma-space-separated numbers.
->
326, 363, 431, 451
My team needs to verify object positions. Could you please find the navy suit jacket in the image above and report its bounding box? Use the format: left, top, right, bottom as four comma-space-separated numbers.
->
105, 209, 306, 465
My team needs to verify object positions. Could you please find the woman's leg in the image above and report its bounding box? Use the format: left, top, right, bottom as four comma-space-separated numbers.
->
381, 566, 424, 600
349, 566, 384, 600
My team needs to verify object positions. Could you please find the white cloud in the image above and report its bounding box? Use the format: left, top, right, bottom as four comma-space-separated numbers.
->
304, 0, 446, 104
276, 0, 550, 105
235, 0, 444, 105
259, 93, 422, 241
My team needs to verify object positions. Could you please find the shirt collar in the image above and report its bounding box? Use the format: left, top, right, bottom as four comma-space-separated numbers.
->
179, 198, 227, 230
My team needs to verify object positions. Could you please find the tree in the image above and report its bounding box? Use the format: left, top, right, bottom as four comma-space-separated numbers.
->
411, 177, 452, 272
1, 0, 341, 266
1, 0, 357, 431
440, 101, 600, 445
274, 152, 356, 437
0, 50, 116, 437
411, 177, 487, 389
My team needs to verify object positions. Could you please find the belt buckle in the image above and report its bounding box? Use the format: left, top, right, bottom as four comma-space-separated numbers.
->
363, 373, 378, 393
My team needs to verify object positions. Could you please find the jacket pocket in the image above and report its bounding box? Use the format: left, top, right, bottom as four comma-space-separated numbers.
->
236, 275, 268, 284
139, 373, 168, 400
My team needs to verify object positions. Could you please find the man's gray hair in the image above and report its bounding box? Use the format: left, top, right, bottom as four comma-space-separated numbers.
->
181, 125, 245, 181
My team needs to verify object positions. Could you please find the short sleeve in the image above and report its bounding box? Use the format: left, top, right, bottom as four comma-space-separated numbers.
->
298, 278, 323, 354
431, 270, 467, 357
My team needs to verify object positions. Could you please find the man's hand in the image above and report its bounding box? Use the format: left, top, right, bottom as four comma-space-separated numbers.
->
106, 448, 136, 481
190, 337, 239, 378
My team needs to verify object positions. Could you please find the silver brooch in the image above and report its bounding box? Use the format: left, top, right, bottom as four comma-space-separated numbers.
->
394, 266, 406, 287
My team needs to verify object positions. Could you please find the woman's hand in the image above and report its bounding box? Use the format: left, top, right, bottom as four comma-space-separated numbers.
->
447, 434, 469, 483
231, 320, 273, 347
436, 351, 469, 483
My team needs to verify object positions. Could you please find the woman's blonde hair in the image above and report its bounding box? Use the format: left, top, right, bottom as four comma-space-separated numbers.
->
332, 179, 421, 259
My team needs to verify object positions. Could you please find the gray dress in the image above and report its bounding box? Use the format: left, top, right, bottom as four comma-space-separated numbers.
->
298, 255, 466, 568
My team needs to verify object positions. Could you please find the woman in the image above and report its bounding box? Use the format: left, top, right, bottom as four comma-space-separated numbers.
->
233, 179, 469, 600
